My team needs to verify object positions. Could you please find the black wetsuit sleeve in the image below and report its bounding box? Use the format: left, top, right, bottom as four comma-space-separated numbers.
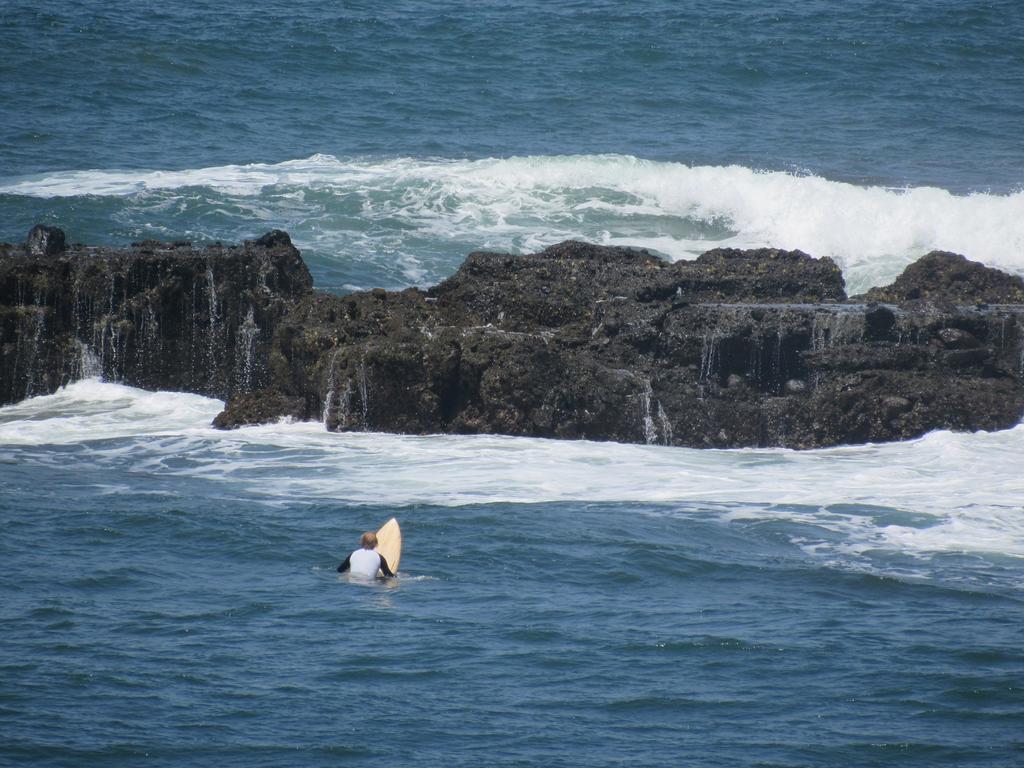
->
378, 555, 395, 578
337, 554, 351, 573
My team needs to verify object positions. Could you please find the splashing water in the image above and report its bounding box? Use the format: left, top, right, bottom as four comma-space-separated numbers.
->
4, 155, 1024, 294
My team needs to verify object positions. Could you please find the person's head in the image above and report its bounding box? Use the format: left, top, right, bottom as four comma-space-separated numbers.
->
360, 531, 378, 549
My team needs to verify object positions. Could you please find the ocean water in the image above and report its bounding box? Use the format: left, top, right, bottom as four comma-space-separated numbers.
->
2, 1, 1024, 766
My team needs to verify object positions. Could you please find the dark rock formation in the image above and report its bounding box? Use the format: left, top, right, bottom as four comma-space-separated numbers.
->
3, 228, 1023, 449
220, 241, 1022, 448
26, 224, 66, 258
859, 250, 1024, 305
210, 389, 306, 429
1, 227, 312, 404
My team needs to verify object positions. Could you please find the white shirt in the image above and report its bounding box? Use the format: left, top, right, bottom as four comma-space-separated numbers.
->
347, 548, 383, 578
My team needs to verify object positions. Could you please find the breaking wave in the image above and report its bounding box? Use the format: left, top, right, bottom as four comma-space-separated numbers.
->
3, 154, 1023, 294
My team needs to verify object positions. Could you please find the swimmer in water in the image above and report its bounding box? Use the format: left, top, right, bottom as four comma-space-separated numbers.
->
337, 531, 395, 578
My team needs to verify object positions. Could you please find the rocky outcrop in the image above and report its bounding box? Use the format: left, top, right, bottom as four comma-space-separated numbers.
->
3, 228, 1023, 448
859, 250, 1024, 305
228, 242, 1023, 448
0, 228, 312, 404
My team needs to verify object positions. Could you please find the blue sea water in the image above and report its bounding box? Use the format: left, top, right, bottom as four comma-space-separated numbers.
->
2, 1, 1024, 766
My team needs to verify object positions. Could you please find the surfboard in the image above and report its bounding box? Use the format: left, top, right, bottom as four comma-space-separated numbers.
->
375, 517, 402, 576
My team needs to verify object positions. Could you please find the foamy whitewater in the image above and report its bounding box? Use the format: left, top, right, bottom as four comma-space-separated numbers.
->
4, 155, 1024, 293
4, 2, 1024, 765
4, 375, 1024, 766
4, 379, 1024, 567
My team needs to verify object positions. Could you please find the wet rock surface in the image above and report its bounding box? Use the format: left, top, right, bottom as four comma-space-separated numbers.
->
3, 229, 1023, 448
1, 227, 312, 404
858, 250, 1024, 305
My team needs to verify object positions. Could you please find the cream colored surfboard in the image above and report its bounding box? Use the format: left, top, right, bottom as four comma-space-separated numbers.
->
375, 517, 402, 575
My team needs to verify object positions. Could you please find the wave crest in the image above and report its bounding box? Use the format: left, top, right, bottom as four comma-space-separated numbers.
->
3, 154, 1023, 293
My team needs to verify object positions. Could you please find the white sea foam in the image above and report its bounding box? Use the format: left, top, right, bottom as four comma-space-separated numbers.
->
3, 154, 1023, 293
2, 381, 1022, 561
0, 379, 222, 442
